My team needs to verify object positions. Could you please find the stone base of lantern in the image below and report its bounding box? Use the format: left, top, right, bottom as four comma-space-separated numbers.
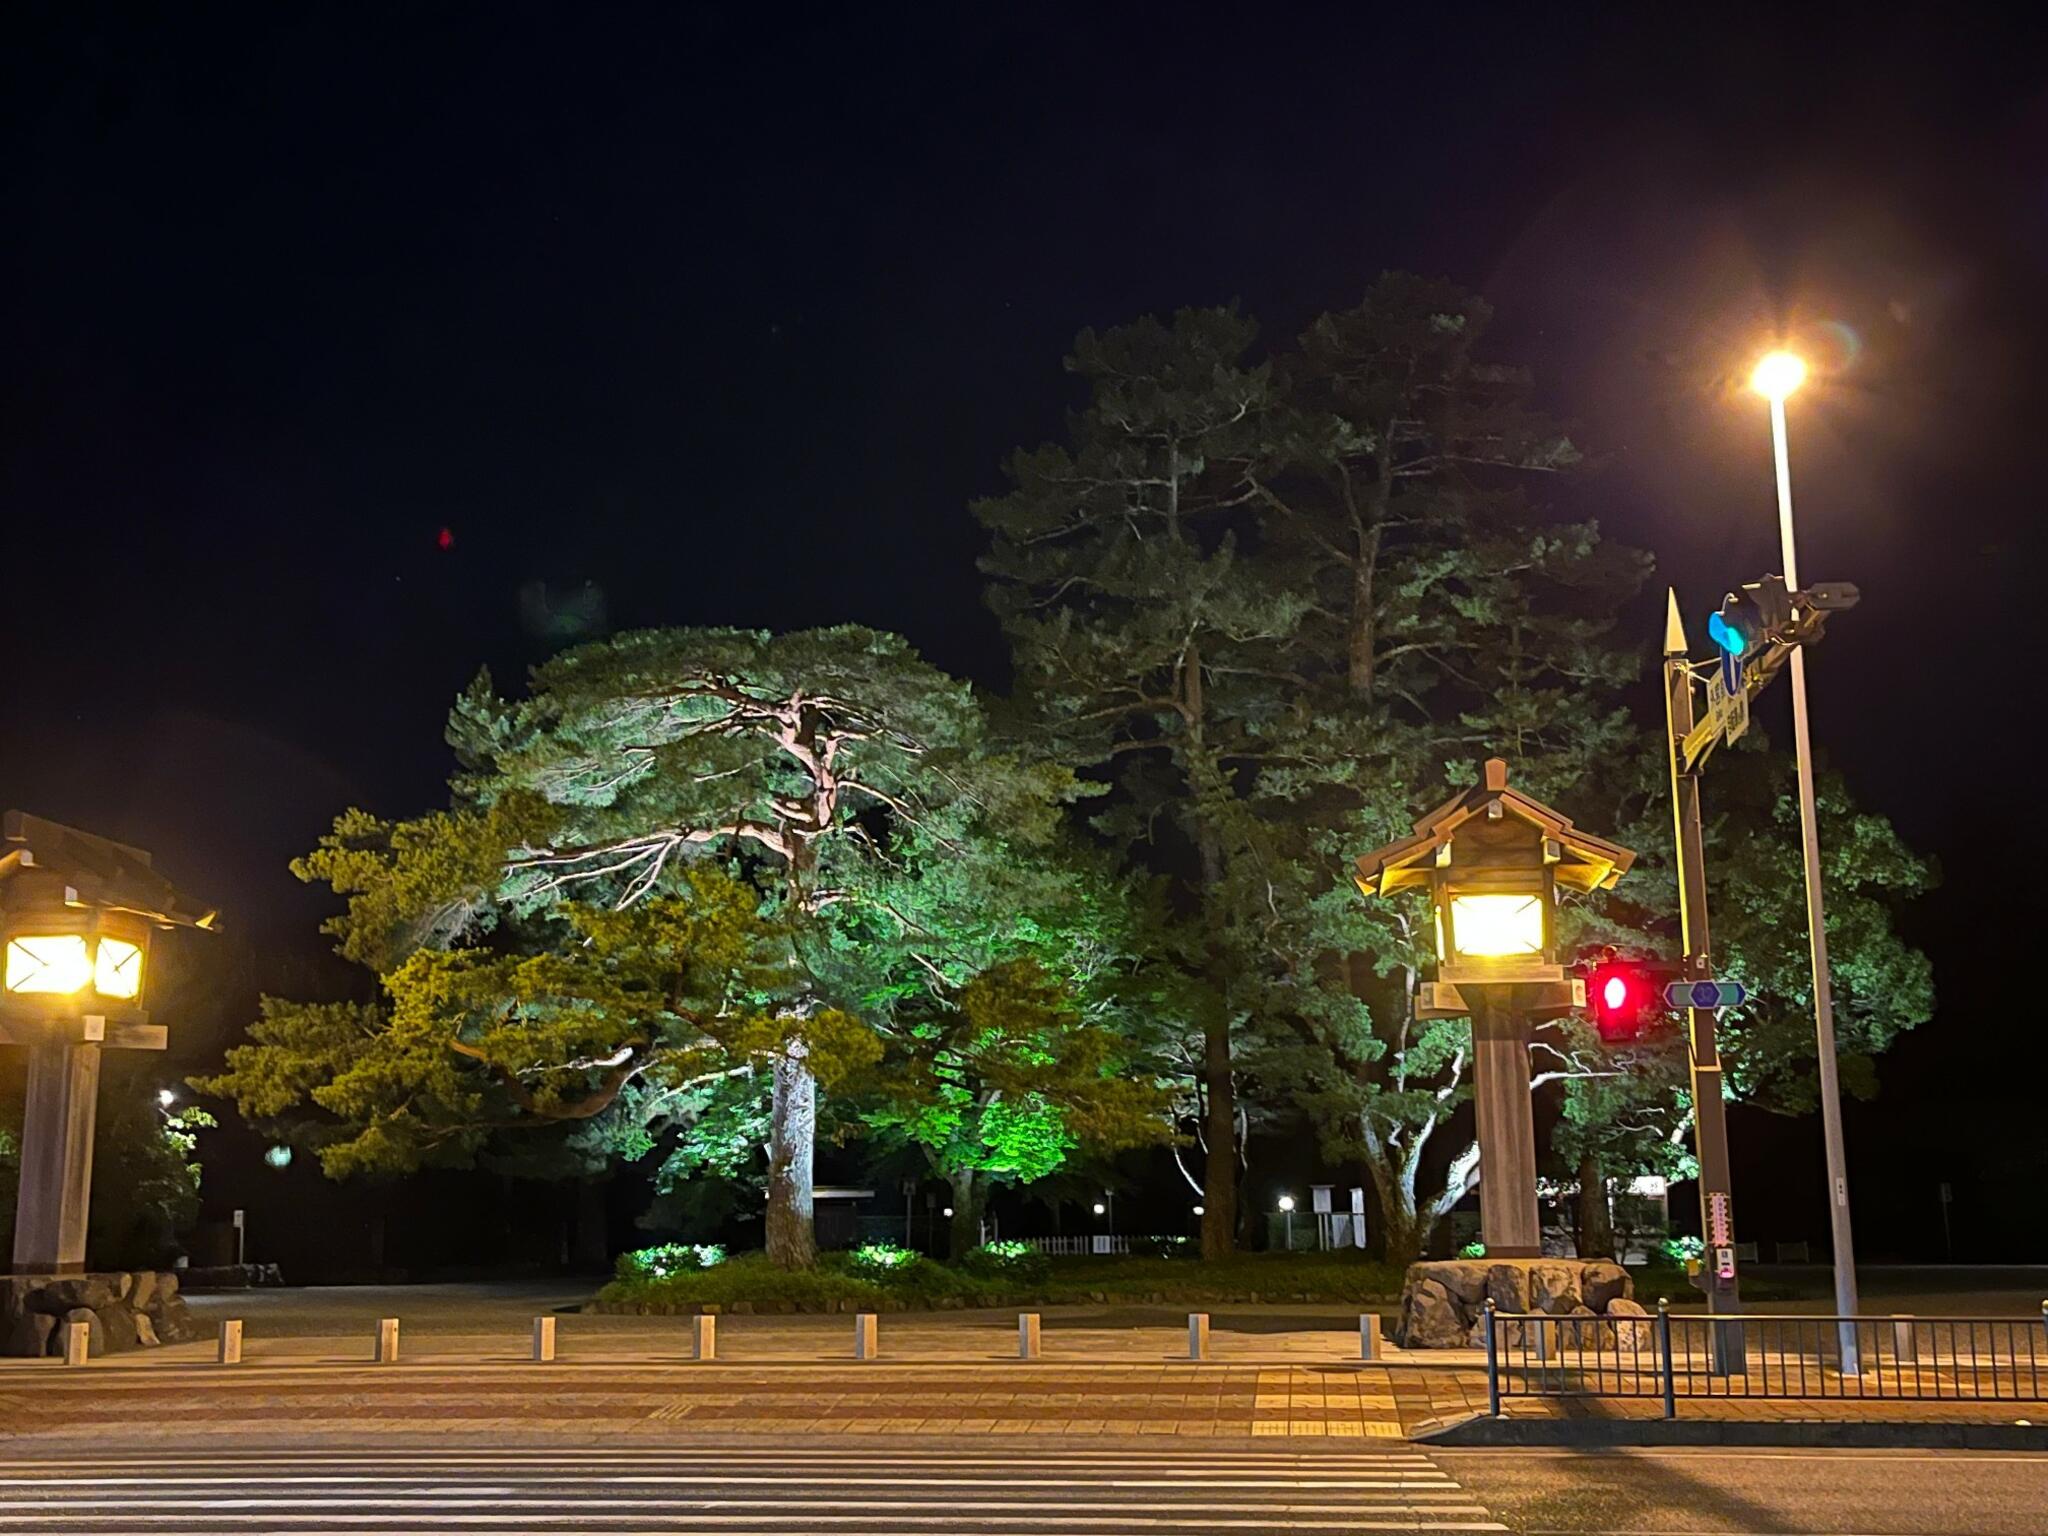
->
1396, 1257, 1639, 1349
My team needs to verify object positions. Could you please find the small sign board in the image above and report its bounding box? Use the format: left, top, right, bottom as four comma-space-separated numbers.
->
1665, 979, 1747, 1010
1705, 663, 1750, 746
1707, 1191, 1734, 1246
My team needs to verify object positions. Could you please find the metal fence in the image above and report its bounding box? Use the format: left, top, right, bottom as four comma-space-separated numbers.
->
1486, 1300, 2048, 1417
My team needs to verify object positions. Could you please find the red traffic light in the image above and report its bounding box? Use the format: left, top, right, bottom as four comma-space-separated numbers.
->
1587, 957, 1662, 1042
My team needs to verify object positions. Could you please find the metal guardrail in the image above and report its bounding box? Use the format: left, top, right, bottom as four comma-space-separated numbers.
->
1485, 1299, 2048, 1417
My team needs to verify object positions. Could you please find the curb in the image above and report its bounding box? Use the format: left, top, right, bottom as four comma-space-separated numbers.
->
1414, 1410, 2048, 1451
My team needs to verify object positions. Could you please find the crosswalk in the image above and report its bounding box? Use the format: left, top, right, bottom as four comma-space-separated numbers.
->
0, 1444, 1508, 1532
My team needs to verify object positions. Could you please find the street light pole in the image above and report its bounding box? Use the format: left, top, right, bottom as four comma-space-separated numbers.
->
1760, 366, 1863, 1369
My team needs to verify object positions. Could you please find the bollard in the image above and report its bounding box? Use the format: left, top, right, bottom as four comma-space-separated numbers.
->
853, 1312, 879, 1360
62, 1321, 90, 1366
1358, 1313, 1381, 1361
1187, 1312, 1209, 1361
374, 1317, 400, 1364
218, 1319, 244, 1365
691, 1314, 717, 1361
1537, 1316, 1560, 1361
1891, 1315, 1916, 1366
532, 1316, 556, 1363
1018, 1313, 1041, 1360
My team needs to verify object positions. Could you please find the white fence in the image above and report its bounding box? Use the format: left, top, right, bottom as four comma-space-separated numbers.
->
1023, 1236, 1134, 1256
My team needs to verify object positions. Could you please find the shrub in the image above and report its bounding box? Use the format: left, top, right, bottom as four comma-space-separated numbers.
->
616, 1242, 727, 1280
847, 1241, 921, 1278
1660, 1235, 1704, 1266
960, 1240, 1050, 1284
1458, 1241, 1486, 1259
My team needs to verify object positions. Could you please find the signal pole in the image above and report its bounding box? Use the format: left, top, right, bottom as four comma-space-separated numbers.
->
1664, 591, 1743, 1371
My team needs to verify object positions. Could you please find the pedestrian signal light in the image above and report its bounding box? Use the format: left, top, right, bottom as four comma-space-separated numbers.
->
1586, 957, 1664, 1043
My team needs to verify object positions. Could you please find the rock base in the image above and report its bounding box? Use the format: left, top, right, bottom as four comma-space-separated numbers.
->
1397, 1257, 1644, 1348
1, 1272, 200, 1357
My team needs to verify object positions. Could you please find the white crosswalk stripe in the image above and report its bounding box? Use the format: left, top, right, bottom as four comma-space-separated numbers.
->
0, 1446, 1509, 1532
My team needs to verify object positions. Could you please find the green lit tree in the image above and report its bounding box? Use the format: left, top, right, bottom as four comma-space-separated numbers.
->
199, 626, 1093, 1270
975, 306, 1304, 1257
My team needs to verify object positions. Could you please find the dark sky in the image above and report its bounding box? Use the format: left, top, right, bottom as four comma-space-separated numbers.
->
7, 6, 2046, 1252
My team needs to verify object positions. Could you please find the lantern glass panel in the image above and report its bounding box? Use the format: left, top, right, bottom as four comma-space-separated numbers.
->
94, 937, 144, 999
1448, 894, 1545, 958
5, 935, 93, 994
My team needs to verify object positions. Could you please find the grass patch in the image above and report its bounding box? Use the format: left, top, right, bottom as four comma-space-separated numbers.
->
597, 1247, 1408, 1312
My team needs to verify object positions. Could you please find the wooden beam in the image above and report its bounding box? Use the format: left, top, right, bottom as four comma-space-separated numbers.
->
0, 1017, 166, 1050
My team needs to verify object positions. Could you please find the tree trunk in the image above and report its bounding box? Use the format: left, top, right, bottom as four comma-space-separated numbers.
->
1347, 525, 1380, 698
946, 1168, 984, 1260
1576, 1153, 1614, 1261
765, 1047, 818, 1270
1199, 1003, 1238, 1260
1380, 1208, 1428, 1269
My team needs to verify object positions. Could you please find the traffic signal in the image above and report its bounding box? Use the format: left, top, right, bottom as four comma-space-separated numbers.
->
1585, 956, 1671, 1042
1707, 575, 1794, 660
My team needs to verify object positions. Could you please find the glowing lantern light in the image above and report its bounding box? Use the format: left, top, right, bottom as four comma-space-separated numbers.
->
5, 935, 93, 995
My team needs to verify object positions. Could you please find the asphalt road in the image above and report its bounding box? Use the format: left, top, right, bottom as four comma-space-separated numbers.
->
1436, 1446, 2048, 1534
4, 1441, 2045, 1533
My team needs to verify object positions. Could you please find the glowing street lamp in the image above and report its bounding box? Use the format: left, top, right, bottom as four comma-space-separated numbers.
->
1745, 345, 1863, 1367
1748, 349, 1807, 403
2, 812, 214, 1274
1277, 1193, 1296, 1250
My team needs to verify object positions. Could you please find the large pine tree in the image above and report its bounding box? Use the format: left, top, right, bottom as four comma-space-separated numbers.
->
975, 307, 1306, 1256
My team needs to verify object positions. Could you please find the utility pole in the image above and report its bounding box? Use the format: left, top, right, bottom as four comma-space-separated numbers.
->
1663, 591, 1744, 1372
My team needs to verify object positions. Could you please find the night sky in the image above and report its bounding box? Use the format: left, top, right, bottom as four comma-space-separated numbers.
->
6, 7, 2046, 1259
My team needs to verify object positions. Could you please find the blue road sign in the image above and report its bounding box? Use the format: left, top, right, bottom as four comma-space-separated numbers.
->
1665, 979, 1747, 1010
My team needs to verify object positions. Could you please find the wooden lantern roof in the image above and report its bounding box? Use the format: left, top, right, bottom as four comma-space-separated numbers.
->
0, 811, 218, 929
1353, 759, 1635, 899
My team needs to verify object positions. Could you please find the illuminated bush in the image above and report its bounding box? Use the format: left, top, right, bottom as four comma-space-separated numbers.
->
1659, 1236, 1704, 1266
617, 1242, 727, 1280
847, 1242, 921, 1277
961, 1240, 1049, 1282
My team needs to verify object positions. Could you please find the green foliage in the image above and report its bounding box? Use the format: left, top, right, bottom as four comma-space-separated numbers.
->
847, 1241, 921, 1277
1661, 1235, 1705, 1265
600, 1248, 1409, 1310
616, 1242, 726, 1279
1458, 1241, 1486, 1260
960, 1240, 1050, 1283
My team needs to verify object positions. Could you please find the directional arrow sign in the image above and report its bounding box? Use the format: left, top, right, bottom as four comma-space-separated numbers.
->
1665, 979, 1747, 1010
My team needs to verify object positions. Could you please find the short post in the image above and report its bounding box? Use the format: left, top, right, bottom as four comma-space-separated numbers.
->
1358, 1312, 1381, 1361
1187, 1312, 1209, 1361
853, 1312, 878, 1360
217, 1319, 243, 1365
1484, 1301, 1501, 1418
532, 1316, 556, 1363
62, 1320, 90, 1366
1018, 1312, 1041, 1360
1657, 1299, 1676, 1421
1890, 1315, 1916, 1367
374, 1317, 400, 1364
691, 1314, 717, 1361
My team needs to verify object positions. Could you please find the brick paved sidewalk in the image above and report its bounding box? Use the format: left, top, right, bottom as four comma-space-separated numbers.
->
0, 1359, 1492, 1443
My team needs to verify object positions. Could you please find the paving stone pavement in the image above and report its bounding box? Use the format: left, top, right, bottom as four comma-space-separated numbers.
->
0, 1359, 1493, 1442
